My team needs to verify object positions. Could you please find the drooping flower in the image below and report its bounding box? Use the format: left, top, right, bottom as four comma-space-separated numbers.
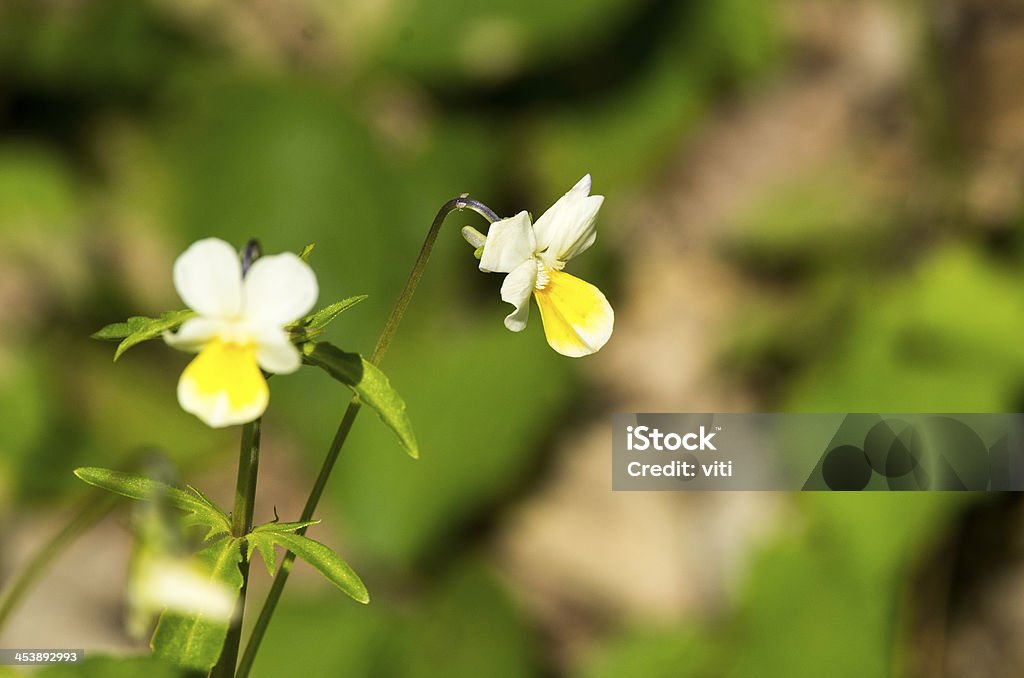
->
477, 175, 613, 357
164, 238, 317, 427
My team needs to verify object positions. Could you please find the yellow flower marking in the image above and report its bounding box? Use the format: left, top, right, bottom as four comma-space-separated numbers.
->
178, 340, 268, 428
534, 270, 614, 358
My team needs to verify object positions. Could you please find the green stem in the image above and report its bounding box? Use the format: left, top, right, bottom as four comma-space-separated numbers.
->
371, 196, 499, 364
212, 418, 262, 678
231, 418, 263, 539
235, 195, 498, 677
0, 492, 118, 636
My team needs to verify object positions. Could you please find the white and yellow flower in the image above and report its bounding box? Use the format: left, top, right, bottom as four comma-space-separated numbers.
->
164, 238, 317, 428
477, 175, 613, 357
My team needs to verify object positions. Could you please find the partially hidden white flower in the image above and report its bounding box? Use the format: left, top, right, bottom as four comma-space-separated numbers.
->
164, 238, 317, 427
130, 554, 236, 625
478, 175, 613, 357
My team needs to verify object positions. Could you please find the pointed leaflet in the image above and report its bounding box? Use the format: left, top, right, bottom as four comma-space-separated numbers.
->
150, 536, 244, 671
302, 341, 419, 458
251, 520, 321, 534
74, 468, 230, 540
245, 520, 320, 578
247, 532, 280, 577
268, 532, 369, 603
242, 519, 367, 602
290, 295, 368, 342
92, 309, 195, 361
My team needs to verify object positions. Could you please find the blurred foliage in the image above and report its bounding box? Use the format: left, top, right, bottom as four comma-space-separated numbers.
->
0, 656, 186, 678
581, 494, 968, 678
3, 0, 1019, 676
247, 559, 537, 677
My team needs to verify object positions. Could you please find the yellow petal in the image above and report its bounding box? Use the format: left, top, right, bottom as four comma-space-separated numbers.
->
533, 270, 613, 357
177, 339, 268, 427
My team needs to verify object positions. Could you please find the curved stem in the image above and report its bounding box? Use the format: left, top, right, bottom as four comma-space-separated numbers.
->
371, 196, 498, 363
212, 418, 262, 678
235, 195, 498, 677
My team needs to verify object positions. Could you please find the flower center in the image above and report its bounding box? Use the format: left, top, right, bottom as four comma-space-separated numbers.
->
214, 320, 256, 346
534, 257, 564, 291
535, 259, 550, 290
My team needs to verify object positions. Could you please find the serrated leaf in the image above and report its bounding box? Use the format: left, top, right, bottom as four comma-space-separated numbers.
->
180, 513, 231, 542
186, 484, 222, 512
297, 242, 316, 261
252, 519, 321, 534
74, 467, 230, 539
269, 531, 369, 603
295, 295, 368, 340
246, 520, 320, 576
246, 532, 279, 578
92, 309, 195, 361
303, 342, 419, 459
151, 536, 243, 671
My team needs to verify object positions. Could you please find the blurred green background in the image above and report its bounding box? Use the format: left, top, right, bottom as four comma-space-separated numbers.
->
2, 0, 1024, 676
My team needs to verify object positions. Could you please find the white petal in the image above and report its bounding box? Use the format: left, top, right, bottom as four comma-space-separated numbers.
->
243, 252, 319, 325
572, 174, 592, 195
479, 211, 536, 273
499, 259, 538, 332
163, 317, 224, 353
546, 195, 602, 261
533, 175, 591, 238
133, 557, 235, 622
533, 175, 603, 262
252, 326, 302, 374
173, 238, 243, 318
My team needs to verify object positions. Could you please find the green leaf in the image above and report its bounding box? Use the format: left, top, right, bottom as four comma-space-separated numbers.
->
247, 532, 280, 578
246, 519, 321, 577
151, 536, 243, 671
252, 519, 321, 534
243, 522, 366, 600
185, 484, 224, 515
92, 309, 195, 361
74, 467, 230, 540
303, 342, 419, 459
30, 654, 189, 677
297, 295, 368, 338
179, 513, 231, 543
268, 531, 369, 604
